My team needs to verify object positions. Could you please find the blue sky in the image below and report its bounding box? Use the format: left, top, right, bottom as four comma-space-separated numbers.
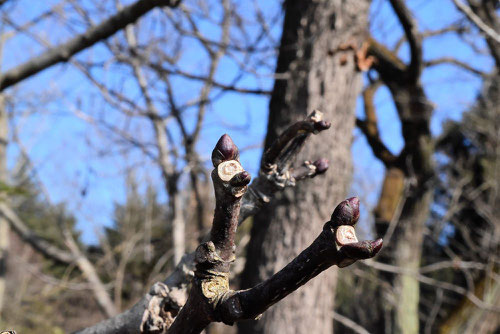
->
2, 0, 492, 244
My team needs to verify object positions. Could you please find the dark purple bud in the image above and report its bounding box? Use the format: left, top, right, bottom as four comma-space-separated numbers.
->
314, 120, 331, 132
341, 238, 383, 260
230, 171, 251, 187
313, 158, 329, 175
212, 134, 239, 167
330, 197, 360, 227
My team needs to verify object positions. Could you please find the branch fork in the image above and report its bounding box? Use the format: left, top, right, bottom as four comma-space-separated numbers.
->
167, 135, 383, 333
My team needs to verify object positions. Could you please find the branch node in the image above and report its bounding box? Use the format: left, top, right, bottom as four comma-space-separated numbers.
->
140, 282, 184, 334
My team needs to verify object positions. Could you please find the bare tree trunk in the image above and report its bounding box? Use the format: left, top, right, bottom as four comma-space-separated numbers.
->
172, 192, 185, 265
239, 1, 369, 333
0, 94, 7, 317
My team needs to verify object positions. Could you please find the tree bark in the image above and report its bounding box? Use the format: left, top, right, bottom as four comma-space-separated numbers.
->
239, 1, 369, 333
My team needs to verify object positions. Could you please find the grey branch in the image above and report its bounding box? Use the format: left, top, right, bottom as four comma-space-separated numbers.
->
451, 0, 500, 44
0, 0, 181, 91
0, 202, 75, 264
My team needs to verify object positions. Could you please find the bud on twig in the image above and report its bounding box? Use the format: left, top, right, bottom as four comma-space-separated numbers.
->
212, 134, 239, 167
313, 158, 329, 175
330, 197, 360, 227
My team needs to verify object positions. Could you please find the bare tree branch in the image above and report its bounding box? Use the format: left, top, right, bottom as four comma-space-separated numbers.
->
168, 139, 382, 333
76, 111, 334, 334
0, 0, 181, 91
332, 311, 371, 334
0, 202, 75, 264
356, 82, 398, 168
452, 0, 500, 44
388, 0, 423, 82
424, 57, 487, 76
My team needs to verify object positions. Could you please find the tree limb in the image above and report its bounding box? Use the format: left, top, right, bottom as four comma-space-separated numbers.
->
452, 0, 500, 44
0, 202, 75, 264
168, 142, 382, 332
388, 0, 423, 82
356, 82, 398, 168
424, 57, 487, 76
76, 112, 332, 333
0, 0, 181, 91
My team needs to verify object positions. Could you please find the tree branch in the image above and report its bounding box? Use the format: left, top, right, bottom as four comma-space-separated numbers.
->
356, 82, 398, 168
240, 110, 331, 220
0, 202, 75, 264
0, 0, 181, 91
424, 57, 487, 76
77, 113, 332, 333
0, 202, 119, 318
388, 0, 423, 82
367, 37, 407, 83
452, 0, 500, 44
169, 197, 382, 333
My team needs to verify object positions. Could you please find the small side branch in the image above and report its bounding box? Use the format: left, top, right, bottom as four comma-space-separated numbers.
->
261, 110, 330, 172
388, 0, 423, 82
356, 82, 398, 168
0, 202, 75, 264
240, 110, 330, 220
424, 57, 487, 77
451, 0, 500, 44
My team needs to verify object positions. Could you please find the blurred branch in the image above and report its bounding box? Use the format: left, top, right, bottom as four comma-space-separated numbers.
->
424, 57, 487, 76
62, 223, 118, 317
362, 259, 500, 312
452, 0, 500, 44
356, 81, 398, 168
0, 202, 75, 264
394, 25, 468, 52
0, 201, 118, 317
388, 0, 423, 82
332, 311, 371, 334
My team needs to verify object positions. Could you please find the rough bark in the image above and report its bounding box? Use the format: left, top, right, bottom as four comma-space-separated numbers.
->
239, 1, 369, 333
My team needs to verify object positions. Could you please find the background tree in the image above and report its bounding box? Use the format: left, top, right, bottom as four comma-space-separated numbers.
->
240, 1, 370, 333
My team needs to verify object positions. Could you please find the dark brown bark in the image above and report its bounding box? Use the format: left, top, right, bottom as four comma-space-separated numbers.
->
76, 114, 333, 334
168, 145, 382, 333
239, 1, 370, 333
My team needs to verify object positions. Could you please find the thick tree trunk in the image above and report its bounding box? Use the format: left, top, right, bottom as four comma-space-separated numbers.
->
376, 185, 432, 334
371, 82, 434, 334
238, 1, 369, 333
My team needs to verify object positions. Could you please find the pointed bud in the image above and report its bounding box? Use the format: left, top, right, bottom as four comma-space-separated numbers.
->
314, 120, 331, 132
330, 197, 360, 227
341, 238, 383, 260
230, 171, 251, 187
212, 134, 239, 167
